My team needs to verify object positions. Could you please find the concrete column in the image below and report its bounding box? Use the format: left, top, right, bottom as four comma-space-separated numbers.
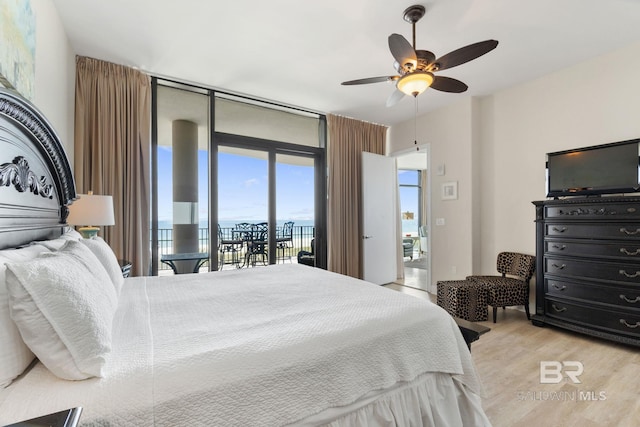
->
172, 120, 199, 273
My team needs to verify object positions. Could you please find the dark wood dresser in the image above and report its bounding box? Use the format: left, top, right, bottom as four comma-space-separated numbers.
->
532, 196, 640, 347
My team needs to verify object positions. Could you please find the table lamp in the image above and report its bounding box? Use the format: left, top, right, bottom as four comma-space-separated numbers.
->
67, 191, 115, 238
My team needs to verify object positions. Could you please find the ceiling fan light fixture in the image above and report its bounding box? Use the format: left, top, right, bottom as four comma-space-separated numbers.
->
397, 71, 434, 97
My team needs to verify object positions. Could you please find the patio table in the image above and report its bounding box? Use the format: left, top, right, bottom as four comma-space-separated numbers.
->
161, 252, 209, 274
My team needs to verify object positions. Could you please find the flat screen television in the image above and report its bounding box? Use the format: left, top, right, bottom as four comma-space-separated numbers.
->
546, 139, 640, 198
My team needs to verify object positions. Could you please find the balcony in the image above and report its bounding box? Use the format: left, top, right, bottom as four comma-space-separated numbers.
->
157, 225, 315, 273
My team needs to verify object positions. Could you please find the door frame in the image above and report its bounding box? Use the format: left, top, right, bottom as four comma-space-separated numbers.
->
390, 144, 432, 292
213, 133, 325, 268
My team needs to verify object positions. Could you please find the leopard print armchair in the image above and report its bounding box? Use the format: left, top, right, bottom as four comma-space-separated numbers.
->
466, 252, 536, 323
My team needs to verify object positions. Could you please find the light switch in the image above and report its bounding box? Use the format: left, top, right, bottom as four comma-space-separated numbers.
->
436, 218, 445, 226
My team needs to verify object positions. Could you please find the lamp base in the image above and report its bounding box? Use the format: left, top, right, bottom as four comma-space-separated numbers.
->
78, 226, 99, 239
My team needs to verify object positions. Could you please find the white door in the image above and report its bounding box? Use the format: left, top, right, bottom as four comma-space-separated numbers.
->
362, 152, 397, 284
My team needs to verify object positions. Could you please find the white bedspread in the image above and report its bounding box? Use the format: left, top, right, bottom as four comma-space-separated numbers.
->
0, 264, 487, 426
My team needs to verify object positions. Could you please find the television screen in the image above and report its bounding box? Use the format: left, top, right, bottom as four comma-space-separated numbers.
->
546, 139, 640, 197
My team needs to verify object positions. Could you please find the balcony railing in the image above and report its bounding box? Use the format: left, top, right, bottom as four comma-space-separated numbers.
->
157, 226, 315, 272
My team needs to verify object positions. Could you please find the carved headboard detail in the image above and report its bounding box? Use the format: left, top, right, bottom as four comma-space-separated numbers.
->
0, 89, 76, 249
0, 156, 55, 199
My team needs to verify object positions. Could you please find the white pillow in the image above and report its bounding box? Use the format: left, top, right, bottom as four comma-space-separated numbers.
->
35, 228, 83, 251
0, 244, 51, 388
81, 237, 125, 295
6, 240, 117, 380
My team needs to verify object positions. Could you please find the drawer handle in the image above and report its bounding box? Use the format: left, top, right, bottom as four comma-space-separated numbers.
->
551, 304, 567, 313
619, 270, 640, 278
552, 227, 567, 233
620, 248, 640, 256
551, 283, 566, 291
619, 319, 640, 329
551, 263, 566, 270
620, 227, 640, 235
551, 244, 567, 250
620, 294, 640, 304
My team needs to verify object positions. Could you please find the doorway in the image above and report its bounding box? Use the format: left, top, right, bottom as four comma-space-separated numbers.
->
393, 145, 430, 292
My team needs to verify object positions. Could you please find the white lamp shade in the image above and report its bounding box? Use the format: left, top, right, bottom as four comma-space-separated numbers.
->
67, 193, 115, 227
396, 71, 434, 97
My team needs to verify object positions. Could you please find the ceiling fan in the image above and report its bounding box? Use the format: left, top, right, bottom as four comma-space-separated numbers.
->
341, 5, 498, 107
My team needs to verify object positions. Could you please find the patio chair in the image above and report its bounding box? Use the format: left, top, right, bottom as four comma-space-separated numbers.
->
276, 221, 294, 263
218, 224, 242, 269
246, 222, 268, 266
297, 239, 315, 266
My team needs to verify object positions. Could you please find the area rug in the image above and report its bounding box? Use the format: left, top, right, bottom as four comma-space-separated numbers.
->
404, 257, 428, 270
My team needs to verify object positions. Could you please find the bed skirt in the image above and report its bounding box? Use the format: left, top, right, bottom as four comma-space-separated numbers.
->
297, 372, 491, 427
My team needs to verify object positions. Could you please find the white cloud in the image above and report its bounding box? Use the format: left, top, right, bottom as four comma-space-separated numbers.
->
244, 178, 259, 187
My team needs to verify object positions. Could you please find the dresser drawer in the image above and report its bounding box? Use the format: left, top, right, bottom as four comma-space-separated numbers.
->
545, 298, 640, 337
545, 256, 640, 285
545, 278, 640, 309
545, 239, 640, 261
545, 203, 640, 220
545, 223, 640, 240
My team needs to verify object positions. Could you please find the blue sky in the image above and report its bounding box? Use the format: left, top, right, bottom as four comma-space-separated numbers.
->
398, 170, 420, 234
157, 148, 315, 223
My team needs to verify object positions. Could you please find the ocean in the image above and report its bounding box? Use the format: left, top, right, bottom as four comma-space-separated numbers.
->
157, 219, 315, 230
158, 219, 417, 235
156, 219, 316, 253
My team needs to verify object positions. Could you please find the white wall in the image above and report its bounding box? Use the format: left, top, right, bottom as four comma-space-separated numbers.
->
390, 99, 475, 282
31, 0, 75, 165
389, 41, 640, 283
478, 40, 640, 275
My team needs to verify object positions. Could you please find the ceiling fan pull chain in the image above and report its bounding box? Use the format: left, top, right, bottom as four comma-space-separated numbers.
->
414, 97, 419, 151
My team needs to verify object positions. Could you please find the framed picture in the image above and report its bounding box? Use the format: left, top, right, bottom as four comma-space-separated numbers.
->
0, 0, 36, 100
441, 181, 458, 200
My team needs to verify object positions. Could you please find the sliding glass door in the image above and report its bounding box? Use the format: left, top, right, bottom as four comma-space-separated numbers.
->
276, 153, 316, 264
213, 138, 321, 269
151, 79, 326, 275
217, 146, 268, 268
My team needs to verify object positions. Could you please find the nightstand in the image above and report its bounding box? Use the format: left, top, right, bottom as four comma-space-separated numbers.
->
118, 259, 132, 278
3, 407, 82, 427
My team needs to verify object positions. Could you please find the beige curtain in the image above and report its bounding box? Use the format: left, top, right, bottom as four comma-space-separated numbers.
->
327, 114, 387, 279
74, 56, 151, 276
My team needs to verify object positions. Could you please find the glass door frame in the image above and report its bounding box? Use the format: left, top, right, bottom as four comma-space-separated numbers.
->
151, 78, 327, 275
211, 131, 326, 269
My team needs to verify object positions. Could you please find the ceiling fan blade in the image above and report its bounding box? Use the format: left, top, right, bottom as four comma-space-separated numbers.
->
433, 39, 498, 71
386, 89, 406, 107
388, 33, 417, 71
430, 76, 468, 93
341, 76, 395, 85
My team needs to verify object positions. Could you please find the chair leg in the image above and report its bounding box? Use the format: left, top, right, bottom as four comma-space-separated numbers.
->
493, 306, 497, 323
525, 302, 531, 320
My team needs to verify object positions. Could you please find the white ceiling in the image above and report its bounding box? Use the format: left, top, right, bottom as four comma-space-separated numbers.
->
52, 0, 640, 126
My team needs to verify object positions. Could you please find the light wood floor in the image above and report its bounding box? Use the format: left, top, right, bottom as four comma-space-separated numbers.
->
385, 279, 640, 427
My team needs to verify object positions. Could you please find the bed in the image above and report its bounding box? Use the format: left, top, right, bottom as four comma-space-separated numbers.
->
0, 88, 491, 426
